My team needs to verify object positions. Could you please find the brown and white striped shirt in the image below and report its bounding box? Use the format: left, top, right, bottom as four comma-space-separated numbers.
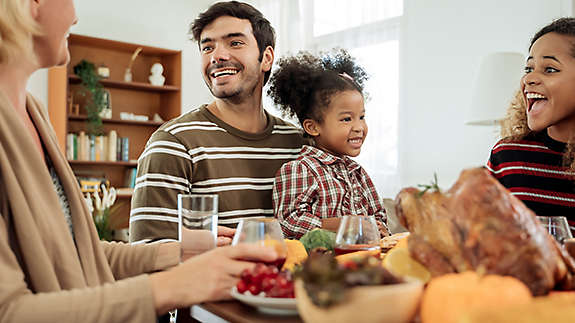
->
129, 105, 304, 244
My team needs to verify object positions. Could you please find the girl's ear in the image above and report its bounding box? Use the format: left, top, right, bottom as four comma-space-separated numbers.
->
303, 119, 320, 137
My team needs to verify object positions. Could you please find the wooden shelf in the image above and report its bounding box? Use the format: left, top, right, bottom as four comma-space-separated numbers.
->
69, 160, 138, 167
48, 34, 182, 231
69, 34, 180, 55
68, 75, 179, 92
116, 188, 134, 198
68, 115, 165, 126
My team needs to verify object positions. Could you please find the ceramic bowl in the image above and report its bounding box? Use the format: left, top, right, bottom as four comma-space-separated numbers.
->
295, 279, 423, 323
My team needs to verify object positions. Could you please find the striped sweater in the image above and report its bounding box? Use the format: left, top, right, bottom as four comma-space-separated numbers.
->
487, 131, 575, 232
129, 105, 304, 244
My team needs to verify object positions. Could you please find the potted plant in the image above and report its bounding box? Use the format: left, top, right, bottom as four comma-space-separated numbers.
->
84, 184, 117, 241
73, 59, 106, 135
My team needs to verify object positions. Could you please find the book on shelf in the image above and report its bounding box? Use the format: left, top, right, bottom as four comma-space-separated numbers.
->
121, 137, 130, 162
66, 131, 130, 163
116, 136, 122, 162
89, 134, 95, 161
108, 130, 117, 162
116, 187, 134, 196
78, 131, 86, 160
123, 167, 137, 188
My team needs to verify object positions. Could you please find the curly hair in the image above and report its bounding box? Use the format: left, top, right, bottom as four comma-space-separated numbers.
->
500, 89, 529, 140
499, 17, 575, 172
189, 1, 275, 84
267, 48, 368, 128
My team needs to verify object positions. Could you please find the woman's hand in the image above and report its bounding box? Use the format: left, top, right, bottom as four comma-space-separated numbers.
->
149, 243, 277, 315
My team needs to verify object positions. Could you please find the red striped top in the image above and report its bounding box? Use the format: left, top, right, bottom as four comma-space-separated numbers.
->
487, 131, 575, 233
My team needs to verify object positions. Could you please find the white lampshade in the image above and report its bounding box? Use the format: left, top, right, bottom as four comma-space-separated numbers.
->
466, 52, 525, 126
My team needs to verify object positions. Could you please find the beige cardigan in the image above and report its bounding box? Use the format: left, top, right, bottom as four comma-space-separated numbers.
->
0, 92, 179, 322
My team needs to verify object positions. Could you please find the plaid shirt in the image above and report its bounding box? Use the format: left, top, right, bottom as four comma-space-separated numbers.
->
273, 145, 388, 239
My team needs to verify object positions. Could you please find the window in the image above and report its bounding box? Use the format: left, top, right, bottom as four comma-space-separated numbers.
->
308, 0, 402, 196
313, 0, 402, 37
253, 0, 402, 196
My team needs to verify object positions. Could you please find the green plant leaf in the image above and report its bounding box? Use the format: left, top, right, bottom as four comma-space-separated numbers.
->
73, 60, 105, 135
417, 173, 440, 197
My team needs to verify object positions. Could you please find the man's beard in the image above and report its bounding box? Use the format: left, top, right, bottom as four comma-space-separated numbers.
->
207, 84, 242, 99
204, 76, 259, 101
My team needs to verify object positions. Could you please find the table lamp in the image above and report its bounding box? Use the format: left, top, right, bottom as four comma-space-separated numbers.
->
465, 52, 525, 126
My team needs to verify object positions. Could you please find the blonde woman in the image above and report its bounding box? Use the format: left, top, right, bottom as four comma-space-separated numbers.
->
0, 0, 278, 322
487, 18, 575, 233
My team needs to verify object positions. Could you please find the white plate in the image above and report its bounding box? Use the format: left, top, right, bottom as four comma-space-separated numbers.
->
230, 287, 298, 315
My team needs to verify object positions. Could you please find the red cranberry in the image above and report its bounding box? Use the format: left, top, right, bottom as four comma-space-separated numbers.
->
236, 280, 248, 294
248, 283, 261, 296
240, 268, 252, 283
261, 276, 277, 292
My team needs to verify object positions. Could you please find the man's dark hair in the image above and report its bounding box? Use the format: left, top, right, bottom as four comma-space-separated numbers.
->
190, 1, 276, 84
530, 17, 575, 57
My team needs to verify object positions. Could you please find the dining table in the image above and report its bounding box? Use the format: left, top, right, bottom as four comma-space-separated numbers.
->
190, 301, 303, 323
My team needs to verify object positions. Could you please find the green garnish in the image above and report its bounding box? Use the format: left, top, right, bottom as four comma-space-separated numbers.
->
417, 173, 440, 197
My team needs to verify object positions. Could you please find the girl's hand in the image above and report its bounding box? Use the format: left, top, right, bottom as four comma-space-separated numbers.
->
377, 220, 390, 237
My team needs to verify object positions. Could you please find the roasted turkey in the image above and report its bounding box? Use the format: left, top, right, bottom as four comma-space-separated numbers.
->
395, 167, 575, 295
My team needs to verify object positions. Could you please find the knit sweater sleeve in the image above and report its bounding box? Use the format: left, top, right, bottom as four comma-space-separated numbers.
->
0, 213, 157, 323
100, 241, 180, 280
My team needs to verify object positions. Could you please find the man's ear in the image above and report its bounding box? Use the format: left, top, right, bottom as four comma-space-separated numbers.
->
261, 45, 274, 73
30, 0, 40, 19
302, 119, 320, 137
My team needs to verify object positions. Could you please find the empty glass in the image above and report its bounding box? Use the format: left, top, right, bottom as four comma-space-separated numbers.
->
334, 216, 381, 256
178, 194, 218, 260
232, 218, 288, 269
537, 216, 573, 244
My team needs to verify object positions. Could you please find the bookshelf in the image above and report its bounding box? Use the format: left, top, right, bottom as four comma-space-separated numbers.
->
48, 34, 182, 230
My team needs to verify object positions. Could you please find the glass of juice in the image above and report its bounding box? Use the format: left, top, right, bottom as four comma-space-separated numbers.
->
178, 194, 218, 261
232, 218, 287, 269
537, 216, 573, 244
334, 216, 381, 256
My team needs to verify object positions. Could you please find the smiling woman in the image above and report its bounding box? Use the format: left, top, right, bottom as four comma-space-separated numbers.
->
487, 17, 575, 234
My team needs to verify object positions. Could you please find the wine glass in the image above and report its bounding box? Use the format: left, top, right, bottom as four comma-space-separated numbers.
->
537, 216, 573, 244
232, 218, 288, 269
334, 216, 381, 256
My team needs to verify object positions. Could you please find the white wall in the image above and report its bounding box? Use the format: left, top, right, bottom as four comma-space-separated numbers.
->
399, 0, 570, 190
27, 0, 213, 112
27, 0, 574, 193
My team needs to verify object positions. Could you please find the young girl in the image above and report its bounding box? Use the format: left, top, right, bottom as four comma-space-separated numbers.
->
268, 49, 389, 239
487, 17, 575, 233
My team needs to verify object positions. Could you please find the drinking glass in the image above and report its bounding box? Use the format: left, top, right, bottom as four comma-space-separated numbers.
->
232, 218, 288, 269
178, 194, 218, 260
537, 216, 573, 244
334, 216, 381, 256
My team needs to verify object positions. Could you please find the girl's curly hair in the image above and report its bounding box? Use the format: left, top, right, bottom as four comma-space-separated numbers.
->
267, 48, 368, 126
499, 17, 575, 172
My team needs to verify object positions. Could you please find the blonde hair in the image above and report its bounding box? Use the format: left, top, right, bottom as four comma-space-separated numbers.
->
0, 0, 41, 64
500, 89, 575, 172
